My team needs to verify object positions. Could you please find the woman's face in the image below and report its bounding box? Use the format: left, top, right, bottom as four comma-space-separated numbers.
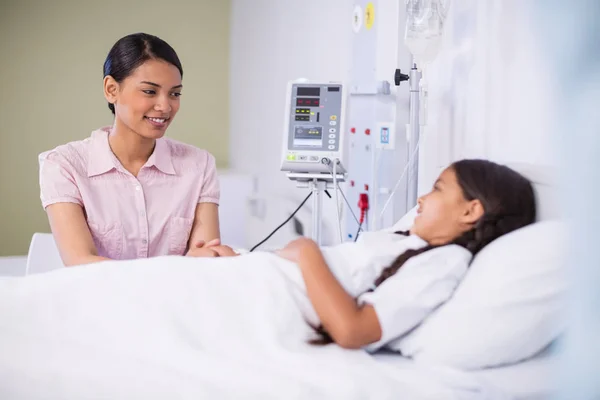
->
105, 59, 182, 140
410, 167, 484, 245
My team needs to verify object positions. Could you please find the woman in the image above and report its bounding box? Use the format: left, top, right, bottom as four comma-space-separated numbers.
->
18, 159, 537, 352
39, 33, 222, 266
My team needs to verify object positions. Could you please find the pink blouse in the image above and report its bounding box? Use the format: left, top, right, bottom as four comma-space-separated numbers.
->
39, 127, 220, 260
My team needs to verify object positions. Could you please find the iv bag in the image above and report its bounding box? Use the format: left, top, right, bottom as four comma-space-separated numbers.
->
404, 0, 450, 64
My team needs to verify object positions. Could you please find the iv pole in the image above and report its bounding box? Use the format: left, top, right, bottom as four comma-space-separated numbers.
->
407, 60, 421, 210
393, 57, 422, 212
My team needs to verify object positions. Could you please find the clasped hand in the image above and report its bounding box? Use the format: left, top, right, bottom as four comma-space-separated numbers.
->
186, 237, 318, 261
186, 239, 238, 258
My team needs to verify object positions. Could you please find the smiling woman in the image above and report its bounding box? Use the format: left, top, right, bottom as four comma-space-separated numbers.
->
38, 33, 228, 267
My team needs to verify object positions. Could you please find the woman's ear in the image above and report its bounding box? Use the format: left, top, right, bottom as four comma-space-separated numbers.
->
462, 199, 485, 225
103, 75, 119, 106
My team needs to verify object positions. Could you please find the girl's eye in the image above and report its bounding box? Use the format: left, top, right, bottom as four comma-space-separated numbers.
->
142, 90, 156, 95
171, 92, 182, 97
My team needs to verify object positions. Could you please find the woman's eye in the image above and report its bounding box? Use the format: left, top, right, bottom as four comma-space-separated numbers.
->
142, 90, 156, 95
171, 92, 182, 97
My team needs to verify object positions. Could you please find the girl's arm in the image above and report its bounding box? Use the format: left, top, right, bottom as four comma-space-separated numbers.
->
278, 238, 382, 349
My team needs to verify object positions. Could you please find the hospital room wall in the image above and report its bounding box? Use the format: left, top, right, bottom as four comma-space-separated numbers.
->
230, 0, 417, 248
229, 0, 559, 248
0, 0, 231, 256
417, 0, 558, 195
229, 0, 355, 246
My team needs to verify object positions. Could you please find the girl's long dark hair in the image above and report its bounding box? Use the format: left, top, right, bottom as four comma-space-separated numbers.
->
311, 159, 537, 345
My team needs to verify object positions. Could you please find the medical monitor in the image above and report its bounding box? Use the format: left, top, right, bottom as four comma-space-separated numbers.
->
280, 81, 348, 175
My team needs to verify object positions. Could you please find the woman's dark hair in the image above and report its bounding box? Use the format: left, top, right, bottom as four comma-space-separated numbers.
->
312, 159, 537, 344
103, 33, 183, 114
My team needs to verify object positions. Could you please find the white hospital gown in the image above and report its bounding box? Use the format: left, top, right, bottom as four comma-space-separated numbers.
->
283, 231, 472, 353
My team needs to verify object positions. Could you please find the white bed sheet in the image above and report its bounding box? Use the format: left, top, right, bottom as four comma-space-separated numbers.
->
373, 347, 559, 400
0, 253, 511, 400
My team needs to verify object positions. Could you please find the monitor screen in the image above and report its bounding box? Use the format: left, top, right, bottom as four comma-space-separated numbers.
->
297, 87, 320, 97
293, 126, 322, 147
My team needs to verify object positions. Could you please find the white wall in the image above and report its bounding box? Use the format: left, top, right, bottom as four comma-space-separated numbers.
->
230, 0, 353, 181
229, 0, 558, 247
417, 0, 558, 194
229, 0, 354, 246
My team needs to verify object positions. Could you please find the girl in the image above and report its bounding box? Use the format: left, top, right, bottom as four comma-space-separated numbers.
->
274, 158, 536, 350
38, 33, 222, 267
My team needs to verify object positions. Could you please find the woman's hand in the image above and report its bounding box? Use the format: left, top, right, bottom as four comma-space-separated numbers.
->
186, 239, 239, 258
186, 238, 220, 257
275, 237, 318, 263
186, 246, 219, 258
210, 245, 239, 257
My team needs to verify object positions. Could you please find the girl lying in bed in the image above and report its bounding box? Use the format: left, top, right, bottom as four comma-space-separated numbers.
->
0, 159, 536, 356
187, 158, 536, 350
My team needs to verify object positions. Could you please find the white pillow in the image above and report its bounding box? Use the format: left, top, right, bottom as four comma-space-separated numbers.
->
395, 220, 568, 370
382, 206, 418, 233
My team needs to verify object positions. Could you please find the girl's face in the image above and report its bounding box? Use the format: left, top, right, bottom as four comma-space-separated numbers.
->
410, 167, 484, 245
104, 59, 182, 140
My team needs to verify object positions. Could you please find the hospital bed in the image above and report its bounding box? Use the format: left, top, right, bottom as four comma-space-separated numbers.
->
237, 162, 563, 400
0, 163, 562, 400
374, 344, 558, 400
371, 162, 562, 400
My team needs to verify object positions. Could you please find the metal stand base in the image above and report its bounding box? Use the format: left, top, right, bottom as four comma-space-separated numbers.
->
287, 172, 346, 245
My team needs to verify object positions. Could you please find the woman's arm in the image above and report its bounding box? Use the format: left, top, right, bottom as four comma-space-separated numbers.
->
186, 203, 221, 253
46, 203, 111, 266
278, 238, 382, 349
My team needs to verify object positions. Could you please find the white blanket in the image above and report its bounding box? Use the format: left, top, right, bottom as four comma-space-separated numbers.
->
0, 253, 508, 400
